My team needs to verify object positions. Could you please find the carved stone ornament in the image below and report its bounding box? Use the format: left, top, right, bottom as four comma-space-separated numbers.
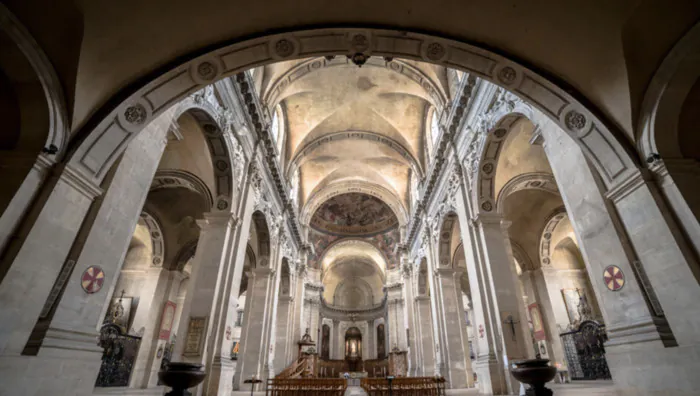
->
481, 201, 493, 212
216, 198, 229, 210
197, 61, 217, 81
274, 39, 295, 58
482, 162, 494, 174
564, 110, 587, 131
426, 42, 446, 61
350, 34, 370, 52
498, 66, 517, 84
124, 104, 147, 125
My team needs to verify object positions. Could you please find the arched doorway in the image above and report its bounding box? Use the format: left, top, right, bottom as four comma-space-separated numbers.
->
345, 327, 362, 372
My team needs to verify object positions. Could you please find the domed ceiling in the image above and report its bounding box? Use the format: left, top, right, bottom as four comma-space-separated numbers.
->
310, 193, 398, 237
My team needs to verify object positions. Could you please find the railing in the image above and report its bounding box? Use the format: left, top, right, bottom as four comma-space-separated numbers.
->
266, 378, 347, 396
277, 354, 317, 379
361, 377, 446, 396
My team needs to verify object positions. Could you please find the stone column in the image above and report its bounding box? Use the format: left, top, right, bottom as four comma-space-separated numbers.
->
0, 112, 174, 395
235, 266, 276, 390
474, 214, 529, 393
415, 295, 435, 375
331, 319, 339, 360
450, 208, 506, 394
539, 119, 690, 395
0, 154, 54, 254
273, 294, 293, 372
290, 264, 307, 361
172, 212, 239, 395
401, 263, 418, 375
434, 267, 472, 389
528, 269, 567, 369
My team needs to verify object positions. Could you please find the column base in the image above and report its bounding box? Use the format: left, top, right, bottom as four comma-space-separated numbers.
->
606, 340, 700, 396
203, 356, 236, 396
473, 354, 508, 395
0, 353, 101, 396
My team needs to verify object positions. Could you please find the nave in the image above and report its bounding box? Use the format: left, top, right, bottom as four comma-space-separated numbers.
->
1, 3, 699, 396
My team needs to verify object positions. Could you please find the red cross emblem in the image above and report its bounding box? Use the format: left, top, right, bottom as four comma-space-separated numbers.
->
226, 326, 232, 340
478, 324, 485, 339
603, 265, 625, 291
81, 266, 105, 293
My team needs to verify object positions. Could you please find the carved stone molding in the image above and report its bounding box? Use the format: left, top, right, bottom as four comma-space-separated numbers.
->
67, 27, 638, 201
150, 169, 214, 211
538, 207, 567, 267
0, 4, 69, 157
495, 172, 559, 212
140, 212, 165, 267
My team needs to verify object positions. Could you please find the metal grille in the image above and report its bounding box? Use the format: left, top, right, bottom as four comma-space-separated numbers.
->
559, 321, 611, 380
95, 324, 142, 387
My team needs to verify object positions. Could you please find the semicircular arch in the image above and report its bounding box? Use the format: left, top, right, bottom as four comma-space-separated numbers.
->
65, 27, 639, 201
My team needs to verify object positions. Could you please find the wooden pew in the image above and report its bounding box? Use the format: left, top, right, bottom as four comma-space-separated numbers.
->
266, 378, 347, 396
360, 377, 446, 396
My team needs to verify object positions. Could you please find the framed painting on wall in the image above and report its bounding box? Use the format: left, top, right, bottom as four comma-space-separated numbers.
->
183, 316, 207, 356
158, 301, 177, 340
528, 303, 546, 341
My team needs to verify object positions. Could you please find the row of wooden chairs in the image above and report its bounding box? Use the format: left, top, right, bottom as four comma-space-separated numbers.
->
266, 378, 347, 396
360, 377, 446, 396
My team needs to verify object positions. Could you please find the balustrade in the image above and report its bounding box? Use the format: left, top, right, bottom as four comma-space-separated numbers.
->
266, 378, 347, 396
360, 377, 446, 396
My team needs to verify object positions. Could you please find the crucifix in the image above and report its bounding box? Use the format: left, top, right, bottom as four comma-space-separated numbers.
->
503, 315, 520, 341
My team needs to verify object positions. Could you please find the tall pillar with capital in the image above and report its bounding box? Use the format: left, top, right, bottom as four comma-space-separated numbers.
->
172, 211, 240, 396
235, 265, 276, 390
433, 267, 473, 389
474, 213, 529, 393
537, 118, 692, 395
289, 260, 307, 361
400, 261, 418, 376
0, 111, 174, 395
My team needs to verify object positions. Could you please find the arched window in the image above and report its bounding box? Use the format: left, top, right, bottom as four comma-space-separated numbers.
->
270, 106, 281, 145
430, 109, 441, 147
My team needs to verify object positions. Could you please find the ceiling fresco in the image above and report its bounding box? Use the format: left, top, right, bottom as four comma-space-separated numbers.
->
309, 193, 399, 237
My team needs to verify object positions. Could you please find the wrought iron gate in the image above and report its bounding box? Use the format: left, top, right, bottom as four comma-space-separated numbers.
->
95, 324, 142, 387
559, 321, 611, 380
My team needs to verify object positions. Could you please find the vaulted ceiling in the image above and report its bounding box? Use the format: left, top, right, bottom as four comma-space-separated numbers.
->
255, 56, 453, 219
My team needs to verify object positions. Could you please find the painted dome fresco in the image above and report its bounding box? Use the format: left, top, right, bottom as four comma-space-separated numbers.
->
310, 193, 398, 237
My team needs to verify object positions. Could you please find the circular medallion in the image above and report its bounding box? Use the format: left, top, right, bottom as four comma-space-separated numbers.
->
81, 266, 105, 294
603, 265, 625, 291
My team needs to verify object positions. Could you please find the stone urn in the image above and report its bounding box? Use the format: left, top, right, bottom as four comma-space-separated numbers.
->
510, 359, 557, 396
158, 362, 207, 396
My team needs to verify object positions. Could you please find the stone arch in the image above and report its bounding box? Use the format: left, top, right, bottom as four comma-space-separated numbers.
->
251, 210, 271, 264
0, 4, 69, 158
301, 181, 408, 227
287, 130, 424, 180
638, 21, 700, 162
538, 207, 568, 268
150, 169, 214, 212
139, 211, 165, 267
471, 106, 535, 214
262, 56, 447, 109
0, 4, 71, 227
173, 97, 239, 211
173, 240, 198, 272
509, 238, 535, 272
64, 28, 638, 200
637, 20, 700, 255
437, 212, 458, 268
319, 238, 390, 269
496, 172, 559, 213
333, 277, 374, 307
